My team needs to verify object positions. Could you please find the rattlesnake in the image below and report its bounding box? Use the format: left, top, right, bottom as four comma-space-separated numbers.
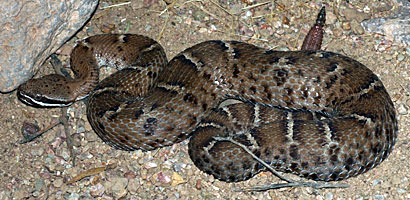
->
17, 12, 397, 183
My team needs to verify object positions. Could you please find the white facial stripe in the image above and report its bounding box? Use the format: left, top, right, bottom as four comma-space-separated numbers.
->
19, 93, 71, 107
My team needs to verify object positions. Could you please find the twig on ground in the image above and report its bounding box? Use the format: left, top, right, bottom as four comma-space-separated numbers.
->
66, 163, 116, 185
60, 107, 76, 166
241, 1, 270, 10
209, 0, 232, 15
51, 54, 77, 166
235, 181, 349, 192
19, 120, 61, 144
213, 136, 350, 191
157, 13, 170, 42
189, 1, 232, 29
101, 2, 131, 10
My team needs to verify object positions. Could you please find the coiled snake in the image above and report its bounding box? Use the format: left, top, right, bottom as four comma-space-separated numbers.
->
17, 12, 397, 183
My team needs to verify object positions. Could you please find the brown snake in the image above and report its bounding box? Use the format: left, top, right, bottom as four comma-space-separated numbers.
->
17, 13, 398, 183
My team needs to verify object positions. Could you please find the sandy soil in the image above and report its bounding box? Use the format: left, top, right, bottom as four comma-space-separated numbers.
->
0, 0, 409, 199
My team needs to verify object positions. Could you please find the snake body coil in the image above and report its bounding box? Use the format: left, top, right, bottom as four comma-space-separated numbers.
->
17, 33, 397, 182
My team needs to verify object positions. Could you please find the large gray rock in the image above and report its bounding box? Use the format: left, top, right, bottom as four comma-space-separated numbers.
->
362, 0, 410, 46
0, 0, 99, 92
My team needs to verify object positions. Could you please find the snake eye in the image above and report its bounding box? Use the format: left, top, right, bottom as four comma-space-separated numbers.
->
34, 94, 42, 101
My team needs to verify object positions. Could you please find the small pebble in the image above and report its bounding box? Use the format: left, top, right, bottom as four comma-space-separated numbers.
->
144, 162, 157, 169
76, 126, 85, 134
53, 178, 64, 188
162, 160, 172, 169
31, 148, 44, 156
244, 10, 252, 18
355, 195, 364, 200
341, 6, 371, 22
14, 190, 29, 199
83, 121, 93, 132
125, 171, 137, 179
373, 179, 382, 186
406, 47, 410, 55
140, 169, 148, 180
305, 187, 313, 195
128, 179, 139, 194
384, 54, 393, 61
100, 2, 108, 8
50, 137, 63, 149
397, 54, 404, 62
171, 172, 185, 186
374, 194, 384, 200
198, 27, 208, 33
192, 10, 206, 21
67, 107, 75, 118
67, 192, 80, 200
397, 103, 408, 115
230, 4, 242, 15
157, 172, 171, 184
342, 22, 351, 31
392, 175, 403, 185
145, 24, 151, 31
89, 183, 105, 197
325, 192, 333, 200
326, 11, 337, 25
32, 191, 41, 197
195, 179, 202, 190
351, 20, 364, 35
109, 177, 128, 199
173, 163, 186, 172
61, 149, 71, 160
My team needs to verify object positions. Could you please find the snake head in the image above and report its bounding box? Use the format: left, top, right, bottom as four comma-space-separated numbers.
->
17, 74, 76, 108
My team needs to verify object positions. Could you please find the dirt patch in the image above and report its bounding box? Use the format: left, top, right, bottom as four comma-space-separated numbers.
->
1, 0, 409, 199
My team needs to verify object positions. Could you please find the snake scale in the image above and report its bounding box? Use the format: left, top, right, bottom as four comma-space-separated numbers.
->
17, 10, 397, 183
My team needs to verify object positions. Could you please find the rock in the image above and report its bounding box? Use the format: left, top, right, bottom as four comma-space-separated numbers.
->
397, 103, 408, 115
351, 20, 365, 35
0, 0, 99, 92
373, 179, 382, 186
13, 189, 29, 199
52, 178, 64, 188
325, 192, 333, 200
374, 194, 385, 200
325, 10, 337, 25
105, 177, 128, 199
171, 172, 185, 186
89, 183, 105, 197
362, 0, 410, 45
338, 4, 371, 22
128, 179, 139, 195
67, 192, 80, 200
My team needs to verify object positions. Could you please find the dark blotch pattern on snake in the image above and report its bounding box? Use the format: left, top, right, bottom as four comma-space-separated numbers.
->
17, 34, 397, 182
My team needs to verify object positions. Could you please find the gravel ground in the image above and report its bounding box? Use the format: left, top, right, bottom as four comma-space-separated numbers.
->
1, 0, 409, 199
